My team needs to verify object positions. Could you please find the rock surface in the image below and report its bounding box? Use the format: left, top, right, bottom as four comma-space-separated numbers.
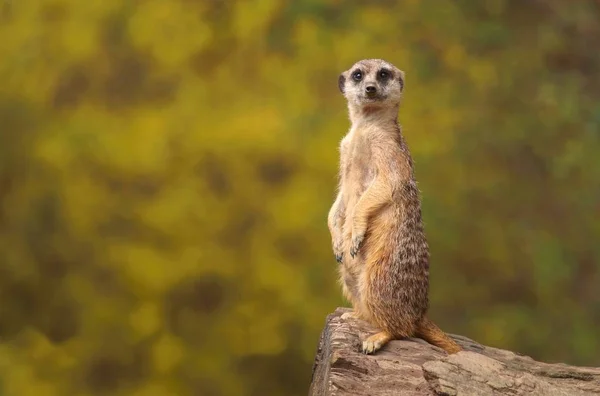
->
309, 308, 600, 396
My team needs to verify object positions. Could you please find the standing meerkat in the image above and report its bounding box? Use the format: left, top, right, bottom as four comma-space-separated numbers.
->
327, 58, 462, 355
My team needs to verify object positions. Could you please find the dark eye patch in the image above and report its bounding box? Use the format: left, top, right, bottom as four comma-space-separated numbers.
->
351, 69, 363, 82
377, 68, 391, 84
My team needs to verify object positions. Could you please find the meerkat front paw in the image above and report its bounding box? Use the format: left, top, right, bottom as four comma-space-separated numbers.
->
350, 230, 364, 258
333, 238, 344, 263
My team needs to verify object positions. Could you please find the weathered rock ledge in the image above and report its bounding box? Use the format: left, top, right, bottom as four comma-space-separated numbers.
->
309, 307, 600, 396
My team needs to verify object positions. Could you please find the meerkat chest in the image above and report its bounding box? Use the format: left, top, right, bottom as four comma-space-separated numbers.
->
341, 131, 374, 192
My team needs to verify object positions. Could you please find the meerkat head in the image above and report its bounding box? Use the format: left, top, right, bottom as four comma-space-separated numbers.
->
338, 59, 405, 111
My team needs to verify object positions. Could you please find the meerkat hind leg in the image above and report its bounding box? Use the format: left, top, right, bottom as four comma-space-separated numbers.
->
362, 331, 393, 354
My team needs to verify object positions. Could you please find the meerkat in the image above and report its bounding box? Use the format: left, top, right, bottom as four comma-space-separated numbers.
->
327, 58, 462, 355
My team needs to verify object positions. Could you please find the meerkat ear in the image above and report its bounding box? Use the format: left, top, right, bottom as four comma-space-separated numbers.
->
398, 70, 405, 92
338, 74, 346, 94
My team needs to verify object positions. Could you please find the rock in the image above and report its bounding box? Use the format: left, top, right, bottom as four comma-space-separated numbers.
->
309, 308, 600, 396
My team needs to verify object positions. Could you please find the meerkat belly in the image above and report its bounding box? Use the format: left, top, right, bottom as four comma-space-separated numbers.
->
364, 196, 429, 302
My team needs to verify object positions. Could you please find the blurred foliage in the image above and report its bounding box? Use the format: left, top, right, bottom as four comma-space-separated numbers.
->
1, 0, 600, 395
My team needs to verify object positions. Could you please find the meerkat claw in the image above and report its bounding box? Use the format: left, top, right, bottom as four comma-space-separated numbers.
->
362, 339, 378, 354
350, 235, 363, 258
333, 239, 344, 263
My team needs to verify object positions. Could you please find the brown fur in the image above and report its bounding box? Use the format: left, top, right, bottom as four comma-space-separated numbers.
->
327, 59, 462, 355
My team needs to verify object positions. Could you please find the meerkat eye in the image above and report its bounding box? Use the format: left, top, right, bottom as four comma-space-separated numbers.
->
379, 70, 390, 79
352, 70, 362, 81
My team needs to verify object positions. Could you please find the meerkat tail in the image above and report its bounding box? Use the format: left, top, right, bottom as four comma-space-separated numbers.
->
415, 316, 462, 354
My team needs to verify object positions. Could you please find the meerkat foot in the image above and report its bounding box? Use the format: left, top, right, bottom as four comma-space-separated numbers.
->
340, 311, 360, 321
362, 331, 393, 354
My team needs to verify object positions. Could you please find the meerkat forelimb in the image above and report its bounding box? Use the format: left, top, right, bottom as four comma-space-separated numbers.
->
327, 192, 345, 263
349, 173, 393, 257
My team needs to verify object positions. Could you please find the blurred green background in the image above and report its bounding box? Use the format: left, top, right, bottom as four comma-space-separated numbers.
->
1, 0, 600, 395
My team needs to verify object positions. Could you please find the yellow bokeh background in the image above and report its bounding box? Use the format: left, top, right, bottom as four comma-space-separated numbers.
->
1, 0, 600, 395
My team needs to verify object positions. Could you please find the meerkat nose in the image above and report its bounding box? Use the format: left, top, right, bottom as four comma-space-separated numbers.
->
365, 85, 377, 94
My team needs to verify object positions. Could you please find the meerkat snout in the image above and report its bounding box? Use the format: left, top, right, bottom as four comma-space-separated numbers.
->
365, 85, 377, 94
